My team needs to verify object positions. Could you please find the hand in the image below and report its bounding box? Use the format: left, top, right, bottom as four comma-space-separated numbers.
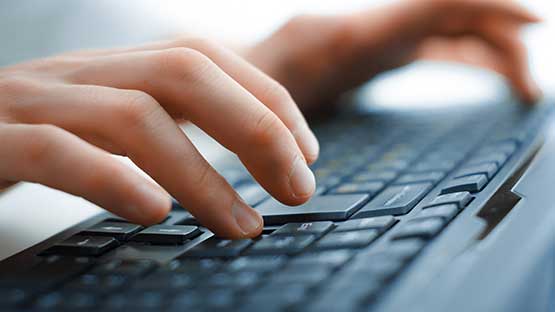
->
244, 0, 541, 113
0, 37, 320, 238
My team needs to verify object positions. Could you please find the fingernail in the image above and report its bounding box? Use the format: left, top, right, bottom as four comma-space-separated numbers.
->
135, 182, 171, 221
232, 199, 262, 236
289, 156, 316, 199
298, 126, 320, 164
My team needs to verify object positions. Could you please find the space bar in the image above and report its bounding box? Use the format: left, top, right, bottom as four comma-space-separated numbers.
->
256, 194, 370, 225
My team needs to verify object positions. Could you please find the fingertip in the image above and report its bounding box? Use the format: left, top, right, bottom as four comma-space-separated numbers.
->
132, 182, 172, 225
232, 198, 264, 238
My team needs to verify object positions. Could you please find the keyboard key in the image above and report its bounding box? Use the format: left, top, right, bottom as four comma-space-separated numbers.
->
334, 216, 396, 233
92, 259, 156, 277
167, 258, 223, 275
236, 182, 269, 206
245, 287, 306, 311
392, 218, 445, 240
0, 289, 28, 307
352, 183, 432, 218
289, 250, 354, 268
44, 235, 118, 256
352, 171, 397, 182
272, 221, 334, 237
414, 204, 459, 221
81, 221, 142, 241
395, 171, 445, 185
202, 271, 260, 288
132, 272, 194, 290
410, 160, 455, 172
227, 256, 286, 272
1, 256, 94, 293
468, 152, 508, 167
131, 225, 201, 244
382, 239, 426, 260
313, 230, 380, 250
270, 267, 330, 285
66, 273, 128, 292
441, 174, 488, 194
246, 235, 315, 255
454, 162, 498, 179
256, 195, 369, 225
329, 181, 385, 195
184, 237, 253, 258
425, 192, 472, 209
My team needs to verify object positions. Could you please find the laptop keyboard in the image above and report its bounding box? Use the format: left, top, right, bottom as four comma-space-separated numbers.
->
0, 102, 550, 311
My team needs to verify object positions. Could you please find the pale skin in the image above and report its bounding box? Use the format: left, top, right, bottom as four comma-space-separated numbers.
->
0, 0, 541, 238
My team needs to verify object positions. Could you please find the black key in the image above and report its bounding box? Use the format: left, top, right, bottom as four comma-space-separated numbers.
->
329, 181, 385, 195
382, 238, 426, 260
414, 204, 459, 221
425, 192, 472, 209
65, 273, 128, 292
236, 182, 269, 206
352, 183, 432, 218
246, 235, 315, 255
92, 259, 156, 277
185, 237, 253, 258
392, 218, 445, 240
289, 250, 353, 268
244, 285, 306, 311
395, 171, 445, 184
0, 289, 28, 307
352, 171, 397, 182
227, 256, 286, 272
455, 162, 498, 179
167, 258, 223, 275
132, 272, 194, 290
81, 221, 142, 241
131, 225, 201, 244
440, 174, 488, 194
202, 271, 260, 288
256, 194, 369, 225
1, 256, 94, 293
479, 141, 517, 156
270, 267, 330, 285
468, 152, 508, 167
348, 254, 405, 281
272, 221, 334, 237
410, 160, 455, 172
44, 235, 118, 256
313, 230, 380, 250
334, 216, 396, 232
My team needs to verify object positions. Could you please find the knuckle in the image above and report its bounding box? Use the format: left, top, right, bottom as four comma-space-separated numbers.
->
262, 80, 294, 106
0, 76, 41, 96
283, 14, 313, 31
115, 91, 159, 130
156, 47, 214, 82
249, 110, 285, 147
328, 16, 357, 48
23, 125, 64, 170
176, 36, 220, 53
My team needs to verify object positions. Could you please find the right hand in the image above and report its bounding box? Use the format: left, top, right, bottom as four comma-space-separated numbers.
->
0, 37, 319, 238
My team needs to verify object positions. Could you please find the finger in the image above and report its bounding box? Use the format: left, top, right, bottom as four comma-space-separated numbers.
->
0, 123, 170, 224
438, 0, 541, 24
477, 21, 541, 103
9, 84, 264, 238
61, 38, 320, 164
65, 48, 316, 205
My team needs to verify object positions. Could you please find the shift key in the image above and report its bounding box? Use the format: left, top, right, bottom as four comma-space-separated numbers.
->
352, 183, 431, 218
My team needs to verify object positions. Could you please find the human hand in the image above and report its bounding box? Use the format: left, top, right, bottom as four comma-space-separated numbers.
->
0, 37, 319, 238
245, 0, 541, 112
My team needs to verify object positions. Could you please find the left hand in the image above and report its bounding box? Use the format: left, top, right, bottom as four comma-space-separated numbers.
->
244, 0, 542, 113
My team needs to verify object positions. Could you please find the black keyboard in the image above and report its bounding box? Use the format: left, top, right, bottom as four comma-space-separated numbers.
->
0, 100, 551, 311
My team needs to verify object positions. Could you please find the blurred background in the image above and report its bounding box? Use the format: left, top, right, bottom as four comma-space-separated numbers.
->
0, 0, 553, 109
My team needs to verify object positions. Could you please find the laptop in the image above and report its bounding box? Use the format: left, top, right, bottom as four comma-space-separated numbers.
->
1, 89, 554, 311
